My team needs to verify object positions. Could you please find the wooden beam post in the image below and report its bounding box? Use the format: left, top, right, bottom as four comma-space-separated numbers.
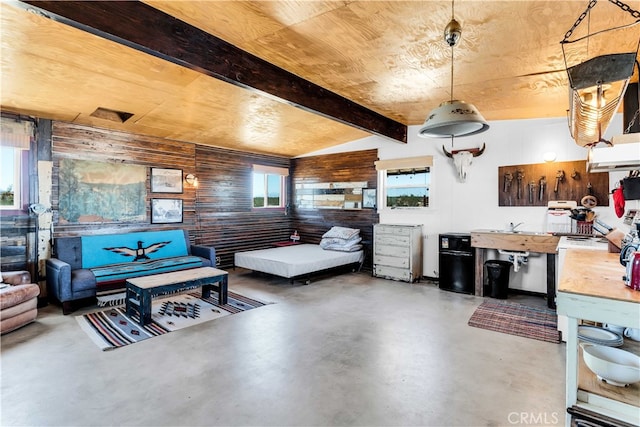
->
18, 1, 407, 144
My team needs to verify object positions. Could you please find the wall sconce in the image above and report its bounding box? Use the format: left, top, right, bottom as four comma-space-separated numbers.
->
185, 173, 198, 188
543, 152, 557, 163
561, 0, 639, 147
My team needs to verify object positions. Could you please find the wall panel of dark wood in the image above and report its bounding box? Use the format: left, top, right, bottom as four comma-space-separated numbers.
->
194, 145, 291, 267
291, 149, 379, 269
51, 122, 199, 240
47, 122, 378, 272
50, 122, 294, 269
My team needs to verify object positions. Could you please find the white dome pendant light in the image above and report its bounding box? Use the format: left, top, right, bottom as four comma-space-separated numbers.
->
418, 0, 489, 138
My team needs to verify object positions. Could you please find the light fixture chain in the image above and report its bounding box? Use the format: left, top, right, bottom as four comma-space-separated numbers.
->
610, 0, 640, 18
625, 109, 639, 134
563, 0, 640, 42
563, 0, 598, 43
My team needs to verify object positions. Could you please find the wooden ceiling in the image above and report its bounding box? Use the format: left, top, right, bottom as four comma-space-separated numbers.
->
1, 1, 639, 157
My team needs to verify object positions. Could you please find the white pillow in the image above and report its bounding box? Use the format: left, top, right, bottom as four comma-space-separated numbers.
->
322, 226, 360, 240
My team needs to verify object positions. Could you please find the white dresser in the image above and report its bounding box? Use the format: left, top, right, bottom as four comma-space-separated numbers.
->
373, 224, 422, 282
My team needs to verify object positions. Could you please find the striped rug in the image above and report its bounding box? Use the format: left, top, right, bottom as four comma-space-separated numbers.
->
76, 290, 270, 351
468, 300, 560, 344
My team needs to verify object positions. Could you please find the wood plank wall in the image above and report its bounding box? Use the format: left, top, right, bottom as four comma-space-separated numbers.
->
49, 122, 293, 268
291, 149, 379, 269
194, 144, 291, 268
51, 122, 199, 239
47, 122, 377, 271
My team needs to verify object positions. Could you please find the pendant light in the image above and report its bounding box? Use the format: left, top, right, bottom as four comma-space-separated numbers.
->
561, 0, 639, 147
418, 0, 489, 138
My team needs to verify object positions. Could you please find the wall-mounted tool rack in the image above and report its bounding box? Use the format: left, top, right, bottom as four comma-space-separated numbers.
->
498, 160, 609, 207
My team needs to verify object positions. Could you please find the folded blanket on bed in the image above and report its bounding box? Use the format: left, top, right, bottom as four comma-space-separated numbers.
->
320, 236, 362, 247
321, 243, 363, 252
322, 226, 360, 240
320, 235, 362, 251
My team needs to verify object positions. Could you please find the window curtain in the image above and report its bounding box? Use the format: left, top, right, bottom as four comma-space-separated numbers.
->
252, 164, 289, 176
374, 156, 433, 171
1, 117, 33, 150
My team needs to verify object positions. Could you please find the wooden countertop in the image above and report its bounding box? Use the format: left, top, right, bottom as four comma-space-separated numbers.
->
471, 230, 559, 254
559, 249, 640, 303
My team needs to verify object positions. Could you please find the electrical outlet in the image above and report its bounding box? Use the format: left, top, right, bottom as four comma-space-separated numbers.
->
215, 256, 221, 266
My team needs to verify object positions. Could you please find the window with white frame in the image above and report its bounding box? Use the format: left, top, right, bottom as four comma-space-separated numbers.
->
1, 118, 32, 211
375, 156, 433, 209
252, 164, 289, 208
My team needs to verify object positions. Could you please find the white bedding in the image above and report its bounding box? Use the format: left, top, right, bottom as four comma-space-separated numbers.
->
234, 244, 363, 278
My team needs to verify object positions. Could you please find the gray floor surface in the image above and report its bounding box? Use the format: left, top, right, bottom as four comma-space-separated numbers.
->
1, 269, 566, 427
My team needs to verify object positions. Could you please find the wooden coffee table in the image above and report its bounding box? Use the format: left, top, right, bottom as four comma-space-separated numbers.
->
125, 267, 228, 326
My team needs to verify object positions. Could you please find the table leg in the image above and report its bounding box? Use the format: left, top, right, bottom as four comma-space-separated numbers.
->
547, 253, 556, 309
219, 276, 228, 305
125, 287, 134, 318
474, 247, 485, 296
201, 275, 228, 305
202, 284, 211, 299
140, 290, 152, 326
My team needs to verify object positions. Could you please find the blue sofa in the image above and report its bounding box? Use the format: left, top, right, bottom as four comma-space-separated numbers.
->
46, 229, 215, 314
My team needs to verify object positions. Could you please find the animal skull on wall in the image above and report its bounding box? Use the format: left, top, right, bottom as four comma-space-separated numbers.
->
442, 143, 486, 182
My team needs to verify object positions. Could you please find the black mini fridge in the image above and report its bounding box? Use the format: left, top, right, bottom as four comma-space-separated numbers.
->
439, 233, 475, 294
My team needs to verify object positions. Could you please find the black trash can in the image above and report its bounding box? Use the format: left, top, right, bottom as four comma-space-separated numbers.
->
485, 260, 512, 299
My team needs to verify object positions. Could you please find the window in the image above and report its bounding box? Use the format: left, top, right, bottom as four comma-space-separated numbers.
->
385, 168, 431, 208
0, 146, 21, 209
252, 165, 289, 208
375, 156, 433, 210
1, 118, 32, 211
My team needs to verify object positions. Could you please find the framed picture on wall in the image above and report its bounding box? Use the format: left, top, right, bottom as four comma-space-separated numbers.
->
362, 188, 376, 209
151, 198, 183, 224
151, 168, 183, 193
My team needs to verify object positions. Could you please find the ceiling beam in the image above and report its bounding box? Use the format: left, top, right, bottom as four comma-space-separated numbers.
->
18, 1, 407, 144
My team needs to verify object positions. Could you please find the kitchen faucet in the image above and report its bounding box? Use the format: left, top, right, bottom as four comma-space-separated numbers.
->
509, 222, 524, 232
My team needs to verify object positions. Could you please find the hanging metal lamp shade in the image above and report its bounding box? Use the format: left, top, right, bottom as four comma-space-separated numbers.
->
418, 100, 489, 138
566, 52, 636, 147
561, 0, 640, 147
418, 4, 489, 139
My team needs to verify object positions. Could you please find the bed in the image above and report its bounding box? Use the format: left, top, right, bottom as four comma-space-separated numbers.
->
234, 244, 364, 283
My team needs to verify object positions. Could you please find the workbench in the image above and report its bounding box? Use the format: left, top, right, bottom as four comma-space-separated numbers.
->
471, 230, 560, 308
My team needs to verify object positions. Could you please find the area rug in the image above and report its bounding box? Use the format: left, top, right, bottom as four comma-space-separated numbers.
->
468, 300, 560, 343
76, 291, 269, 351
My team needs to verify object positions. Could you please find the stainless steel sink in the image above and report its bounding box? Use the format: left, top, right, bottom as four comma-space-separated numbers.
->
485, 229, 548, 235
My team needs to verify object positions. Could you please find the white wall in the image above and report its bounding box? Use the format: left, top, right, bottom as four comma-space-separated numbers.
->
302, 114, 637, 293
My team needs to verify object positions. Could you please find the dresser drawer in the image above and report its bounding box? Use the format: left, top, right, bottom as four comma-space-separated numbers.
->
375, 245, 410, 258
375, 235, 411, 247
375, 225, 414, 236
373, 265, 412, 282
374, 254, 409, 268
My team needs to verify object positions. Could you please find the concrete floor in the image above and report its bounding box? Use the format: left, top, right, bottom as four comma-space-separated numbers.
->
1, 270, 566, 427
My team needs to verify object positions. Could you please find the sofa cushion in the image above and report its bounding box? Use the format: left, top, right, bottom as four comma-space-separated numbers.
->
1, 296, 37, 318
55, 237, 83, 270
0, 284, 40, 310
1, 307, 38, 334
80, 230, 190, 269
71, 269, 97, 292
90, 255, 203, 287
